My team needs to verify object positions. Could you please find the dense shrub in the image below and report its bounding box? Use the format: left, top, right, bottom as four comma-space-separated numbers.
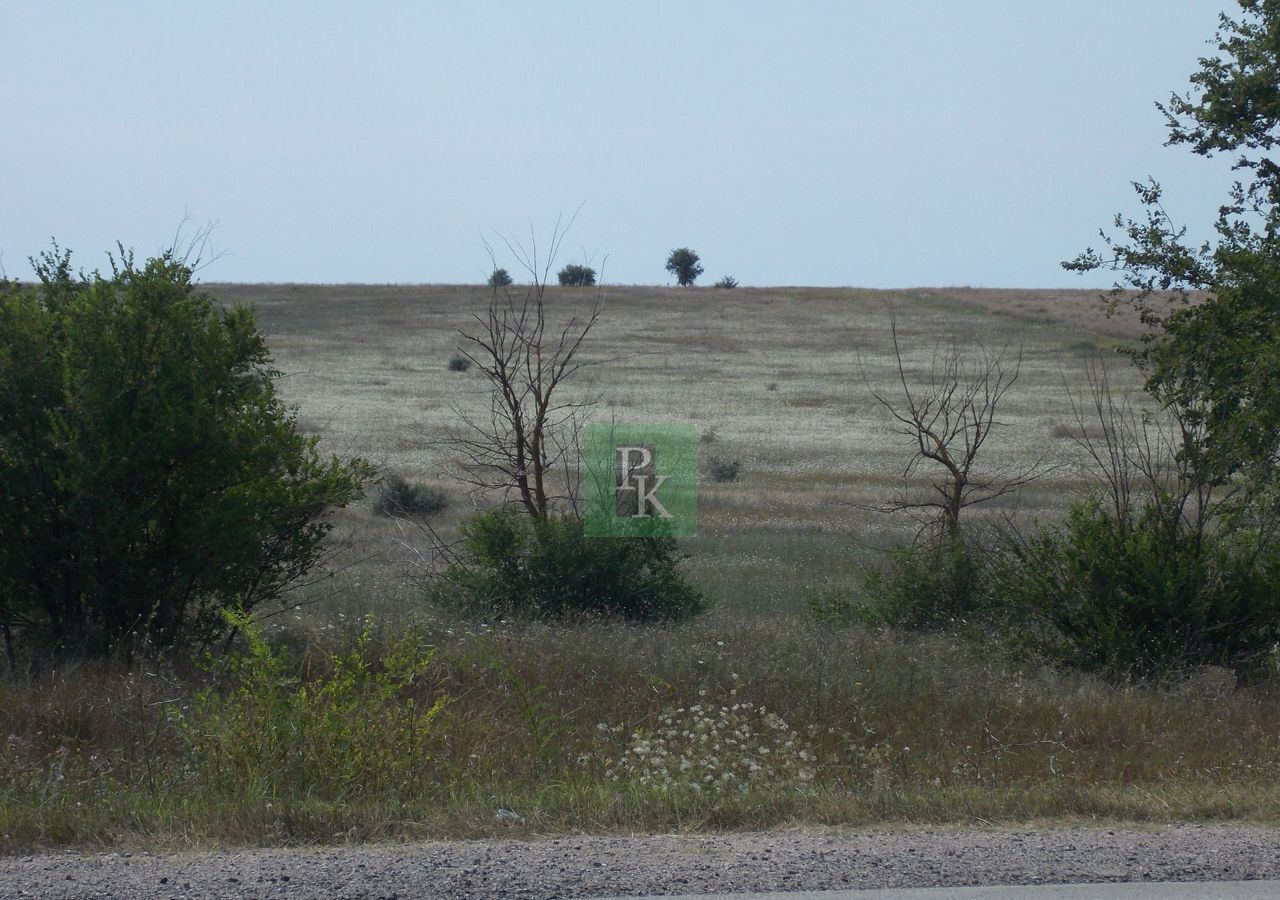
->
707, 457, 742, 483
557, 264, 596, 287
487, 268, 513, 288
435, 508, 706, 622
447, 352, 471, 372
374, 474, 448, 518
0, 247, 372, 660
991, 499, 1280, 679
809, 537, 990, 631
713, 275, 739, 289
821, 498, 1280, 680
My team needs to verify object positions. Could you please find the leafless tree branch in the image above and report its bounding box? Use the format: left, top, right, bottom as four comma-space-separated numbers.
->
449, 218, 606, 518
861, 307, 1051, 543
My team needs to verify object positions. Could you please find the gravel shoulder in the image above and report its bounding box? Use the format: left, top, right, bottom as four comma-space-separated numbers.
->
5, 825, 1280, 900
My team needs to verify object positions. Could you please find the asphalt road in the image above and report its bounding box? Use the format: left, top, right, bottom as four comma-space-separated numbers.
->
606, 881, 1280, 900
5, 825, 1280, 899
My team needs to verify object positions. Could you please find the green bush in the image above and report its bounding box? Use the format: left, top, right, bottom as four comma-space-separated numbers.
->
487, 268, 513, 288
803, 585, 863, 629
556, 264, 596, 287
812, 537, 991, 630
714, 275, 739, 289
435, 508, 706, 622
991, 499, 1280, 679
447, 352, 471, 372
374, 474, 448, 518
707, 457, 742, 483
0, 247, 373, 660
186, 613, 445, 802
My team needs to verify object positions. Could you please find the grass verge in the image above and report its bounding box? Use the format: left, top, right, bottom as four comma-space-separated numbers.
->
3, 613, 1279, 851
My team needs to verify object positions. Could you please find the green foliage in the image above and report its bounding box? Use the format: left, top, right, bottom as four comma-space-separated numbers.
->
823, 538, 991, 630
0, 246, 373, 659
817, 492, 1280, 679
186, 612, 445, 801
435, 508, 706, 622
665, 247, 704, 287
447, 352, 471, 372
556, 264, 596, 287
374, 474, 448, 518
1064, 1, 1280, 494
713, 275, 739, 289
487, 267, 514, 288
991, 499, 1280, 679
707, 457, 742, 483
803, 585, 863, 629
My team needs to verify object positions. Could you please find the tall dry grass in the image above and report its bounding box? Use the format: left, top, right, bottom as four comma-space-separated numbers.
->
4, 611, 1279, 851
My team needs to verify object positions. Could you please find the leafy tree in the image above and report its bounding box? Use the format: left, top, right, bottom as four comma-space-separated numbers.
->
556, 264, 596, 287
1065, 1, 1280, 498
487, 267, 513, 288
665, 247, 704, 287
0, 246, 373, 660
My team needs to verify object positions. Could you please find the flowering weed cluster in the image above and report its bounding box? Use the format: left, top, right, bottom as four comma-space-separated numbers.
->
615, 702, 816, 795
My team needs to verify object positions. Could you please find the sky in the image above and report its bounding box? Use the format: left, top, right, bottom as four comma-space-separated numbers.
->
0, 1, 1243, 288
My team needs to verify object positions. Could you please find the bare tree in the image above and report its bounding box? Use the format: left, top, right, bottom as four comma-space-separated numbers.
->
866, 311, 1047, 541
450, 219, 605, 518
1062, 360, 1269, 554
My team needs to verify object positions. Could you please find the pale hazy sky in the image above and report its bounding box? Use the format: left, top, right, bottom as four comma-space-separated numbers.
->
0, 1, 1240, 287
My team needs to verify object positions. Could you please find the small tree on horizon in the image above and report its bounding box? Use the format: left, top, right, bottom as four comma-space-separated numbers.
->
557, 263, 596, 287
665, 247, 704, 287
487, 267, 513, 288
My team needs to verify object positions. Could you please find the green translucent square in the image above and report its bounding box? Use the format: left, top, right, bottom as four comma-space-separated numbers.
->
584, 423, 697, 537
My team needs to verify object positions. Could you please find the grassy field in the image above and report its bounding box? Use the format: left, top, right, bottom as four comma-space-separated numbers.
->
207, 282, 1146, 618
14, 282, 1268, 854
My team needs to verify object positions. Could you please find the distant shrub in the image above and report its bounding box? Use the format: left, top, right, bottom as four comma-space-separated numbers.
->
707, 457, 742, 483
557, 264, 596, 287
447, 352, 471, 372
375, 474, 448, 518
435, 508, 706, 622
766, 382, 779, 392
700, 427, 718, 444
488, 268, 514, 288
713, 275, 739, 289
1063, 338, 1101, 355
